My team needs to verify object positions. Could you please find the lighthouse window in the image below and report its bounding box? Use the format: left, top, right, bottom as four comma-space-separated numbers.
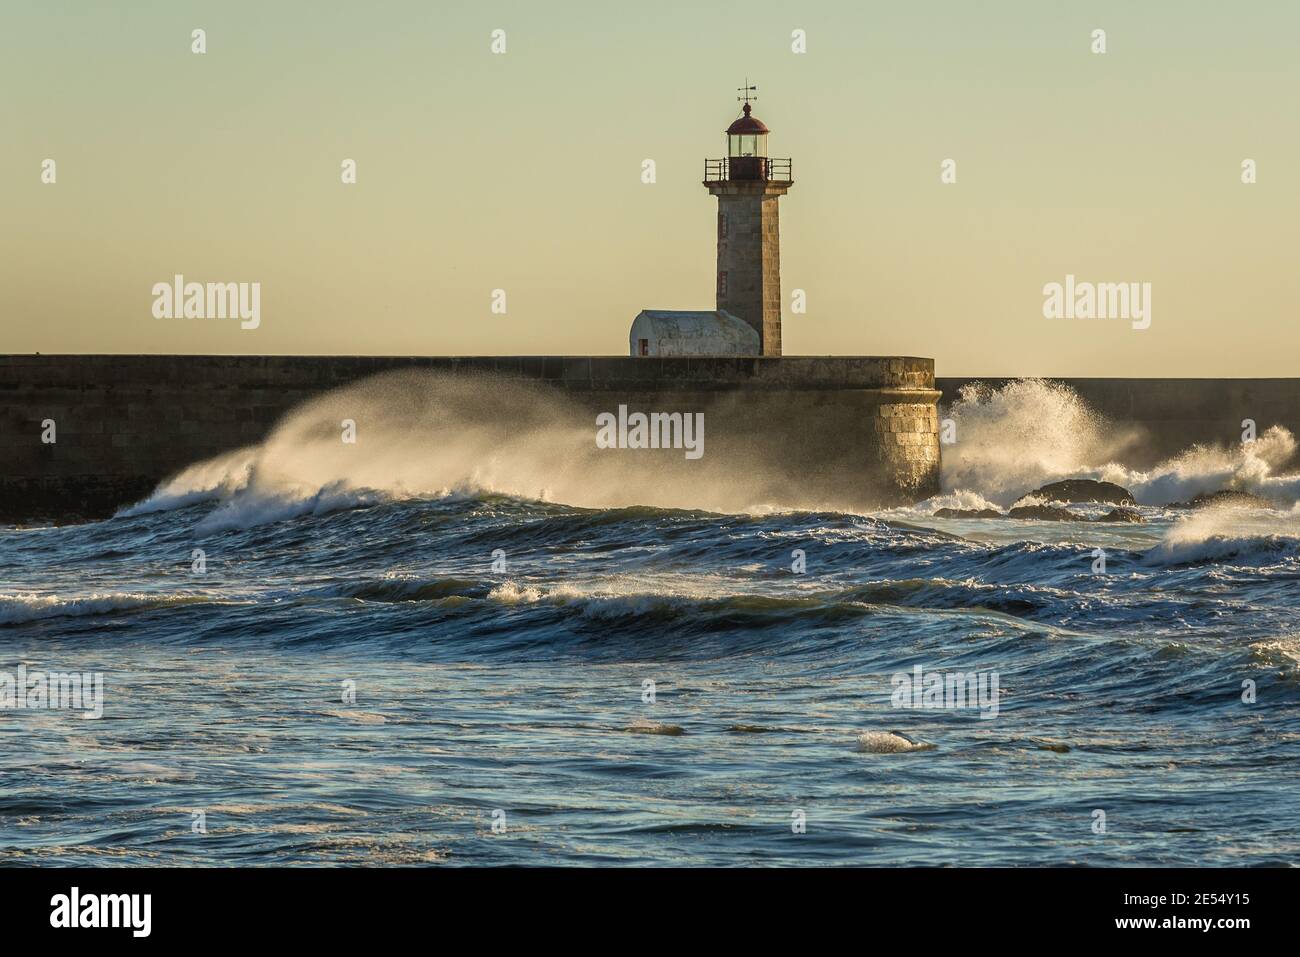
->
718, 213, 728, 238
718, 271, 728, 297
728, 134, 768, 158
639, 338, 649, 356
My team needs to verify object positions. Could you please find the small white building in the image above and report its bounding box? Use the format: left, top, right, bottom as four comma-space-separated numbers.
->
628, 309, 759, 357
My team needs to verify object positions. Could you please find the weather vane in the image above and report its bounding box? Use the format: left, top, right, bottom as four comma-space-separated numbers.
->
737, 79, 757, 107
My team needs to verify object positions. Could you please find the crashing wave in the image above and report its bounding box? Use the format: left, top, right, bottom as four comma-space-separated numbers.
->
0, 592, 224, 626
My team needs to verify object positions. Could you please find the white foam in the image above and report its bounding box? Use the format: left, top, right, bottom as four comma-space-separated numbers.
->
0, 591, 209, 625
486, 578, 713, 616
118, 447, 258, 516
856, 731, 932, 754
1144, 506, 1300, 566
194, 482, 391, 534
941, 378, 1300, 509
486, 581, 547, 604
940, 379, 1141, 506
906, 489, 1004, 515
1098, 428, 1300, 506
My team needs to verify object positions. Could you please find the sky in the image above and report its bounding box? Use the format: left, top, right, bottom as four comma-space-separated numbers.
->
2, 0, 1297, 376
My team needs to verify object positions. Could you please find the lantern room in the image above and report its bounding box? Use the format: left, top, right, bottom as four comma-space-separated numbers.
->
726, 102, 770, 180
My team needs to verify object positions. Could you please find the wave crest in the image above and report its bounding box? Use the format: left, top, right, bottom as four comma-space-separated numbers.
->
0, 592, 224, 626
1144, 507, 1300, 566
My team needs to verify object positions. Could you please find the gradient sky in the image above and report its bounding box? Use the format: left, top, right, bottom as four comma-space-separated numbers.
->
2, 0, 1297, 375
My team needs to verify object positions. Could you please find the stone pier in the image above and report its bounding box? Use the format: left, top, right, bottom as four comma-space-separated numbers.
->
0, 355, 942, 522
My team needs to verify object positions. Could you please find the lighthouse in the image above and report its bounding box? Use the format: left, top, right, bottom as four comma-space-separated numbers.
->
704, 83, 792, 356
629, 84, 793, 358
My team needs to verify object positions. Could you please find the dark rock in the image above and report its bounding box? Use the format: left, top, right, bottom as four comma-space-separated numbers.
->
1007, 504, 1077, 521
1172, 489, 1275, 510
1013, 479, 1136, 507
933, 507, 1003, 519
1094, 507, 1144, 523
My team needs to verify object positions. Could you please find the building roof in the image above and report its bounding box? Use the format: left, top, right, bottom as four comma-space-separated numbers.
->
725, 102, 769, 135
630, 310, 759, 356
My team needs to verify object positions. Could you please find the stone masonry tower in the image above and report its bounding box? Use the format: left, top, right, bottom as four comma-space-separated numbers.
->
704, 84, 792, 356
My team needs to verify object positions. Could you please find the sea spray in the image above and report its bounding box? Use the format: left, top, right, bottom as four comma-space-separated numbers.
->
121, 370, 821, 529
1096, 427, 1300, 506
119, 372, 1300, 529
940, 378, 1300, 508
939, 379, 1142, 505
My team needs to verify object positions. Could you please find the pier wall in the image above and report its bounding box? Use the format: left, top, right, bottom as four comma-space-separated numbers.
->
1, 355, 941, 521
10, 357, 1287, 523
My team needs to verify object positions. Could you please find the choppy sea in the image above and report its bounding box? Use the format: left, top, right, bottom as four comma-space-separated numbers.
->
2, 376, 1298, 865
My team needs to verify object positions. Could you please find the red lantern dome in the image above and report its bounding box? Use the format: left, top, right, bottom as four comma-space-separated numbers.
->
725, 102, 770, 136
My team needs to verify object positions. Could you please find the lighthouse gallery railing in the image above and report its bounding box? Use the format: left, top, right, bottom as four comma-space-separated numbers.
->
703, 157, 792, 184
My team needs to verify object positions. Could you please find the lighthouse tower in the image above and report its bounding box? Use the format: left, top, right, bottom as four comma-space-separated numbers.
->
704, 83, 793, 356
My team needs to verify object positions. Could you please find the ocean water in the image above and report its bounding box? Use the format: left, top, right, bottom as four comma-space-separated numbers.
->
2, 376, 1298, 866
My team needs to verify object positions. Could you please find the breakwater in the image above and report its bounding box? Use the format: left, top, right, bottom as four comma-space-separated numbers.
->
0, 355, 941, 521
